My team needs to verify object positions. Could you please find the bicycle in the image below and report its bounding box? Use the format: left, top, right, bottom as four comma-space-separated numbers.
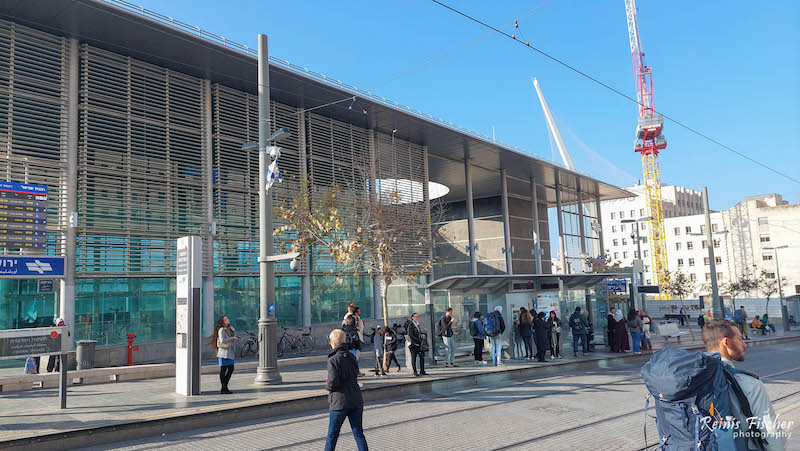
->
239, 331, 259, 359
277, 327, 314, 358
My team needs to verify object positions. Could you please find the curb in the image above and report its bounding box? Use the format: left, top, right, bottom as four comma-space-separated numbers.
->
2, 334, 797, 450
0, 354, 329, 393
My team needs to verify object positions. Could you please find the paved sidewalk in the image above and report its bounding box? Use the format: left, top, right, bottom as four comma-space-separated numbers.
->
1, 330, 797, 448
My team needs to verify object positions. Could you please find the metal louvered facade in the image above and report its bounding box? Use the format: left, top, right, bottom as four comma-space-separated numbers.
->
78, 44, 209, 276
0, 20, 69, 256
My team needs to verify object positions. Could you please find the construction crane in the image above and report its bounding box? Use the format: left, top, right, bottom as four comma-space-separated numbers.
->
624, 0, 669, 298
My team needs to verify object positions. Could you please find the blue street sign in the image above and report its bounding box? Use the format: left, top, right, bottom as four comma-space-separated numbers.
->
0, 256, 65, 278
603, 279, 628, 294
38, 279, 54, 292
268, 303, 275, 316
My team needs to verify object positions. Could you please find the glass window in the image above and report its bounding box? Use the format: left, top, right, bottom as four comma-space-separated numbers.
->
614, 252, 619, 259
621, 224, 626, 232
677, 259, 684, 266
689, 258, 695, 266
644, 250, 648, 257
634, 251, 639, 258
310, 276, 372, 324
674, 227, 680, 235
690, 274, 697, 281
700, 225, 706, 234
717, 273, 724, 280
687, 242, 694, 250
713, 239, 720, 248
705, 273, 711, 281
640, 209, 645, 216
763, 254, 773, 261
630, 210, 635, 217
622, 238, 628, 245
702, 240, 708, 249
704, 257, 709, 265
760, 235, 770, 243
641, 222, 646, 230
758, 217, 768, 225
74, 278, 176, 347
676, 242, 682, 250
712, 224, 719, 232
613, 239, 619, 246
644, 265, 650, 272
765, 272, 776, 279
716, 257, 722, 264
610, 212, 615, 220
646, 279, 652, 285
685, 226, 692, 233
0, 279, 59, 331
612, 225, 617, 233
641, 237, 648, 244
623, 251, 628, 258
619, 211, 625, 219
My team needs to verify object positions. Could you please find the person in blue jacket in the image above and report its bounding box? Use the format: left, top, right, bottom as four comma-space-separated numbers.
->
470, 311, 487, 364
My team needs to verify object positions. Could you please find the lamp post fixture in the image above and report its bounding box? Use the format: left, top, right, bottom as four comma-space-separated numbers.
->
763, 245, 789, 332
622, 216, 651, 310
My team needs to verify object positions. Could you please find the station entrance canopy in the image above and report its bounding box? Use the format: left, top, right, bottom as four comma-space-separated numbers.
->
426, 274, 626, 293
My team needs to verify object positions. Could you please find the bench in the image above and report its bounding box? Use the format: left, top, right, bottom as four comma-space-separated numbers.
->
657, 322, 689, 345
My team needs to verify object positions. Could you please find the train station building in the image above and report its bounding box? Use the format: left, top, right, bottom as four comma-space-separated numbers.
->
0, 0, 633, 358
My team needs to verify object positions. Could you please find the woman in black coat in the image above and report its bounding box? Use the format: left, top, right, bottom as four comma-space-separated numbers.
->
533, 311, 550, 362
606, 308, 617, 351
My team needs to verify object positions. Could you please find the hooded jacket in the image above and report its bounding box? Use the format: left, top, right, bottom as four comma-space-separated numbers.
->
326, 343, 364, 410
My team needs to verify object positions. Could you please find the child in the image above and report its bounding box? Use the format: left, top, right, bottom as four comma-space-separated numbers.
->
383, 326, 402, 372
373, 325, 387, 376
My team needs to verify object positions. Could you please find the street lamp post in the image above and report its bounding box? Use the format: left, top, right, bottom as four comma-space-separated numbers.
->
763, 245, 789, 332
622, 216, 651, 310
246, 33, 295, 385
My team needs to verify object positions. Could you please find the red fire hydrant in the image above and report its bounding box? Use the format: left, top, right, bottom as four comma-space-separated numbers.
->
126, 333, 138, 366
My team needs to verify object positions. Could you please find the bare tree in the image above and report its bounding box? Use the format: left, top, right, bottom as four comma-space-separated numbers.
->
276, 179, 443, 328
755, 269, 788, 317
721, 273, 757, 312
584, 253, 624, 274
662, 269, 696, 339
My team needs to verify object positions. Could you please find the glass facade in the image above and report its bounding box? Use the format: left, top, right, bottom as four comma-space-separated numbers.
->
0, 280, 59, 330
214, 276, 303, 334
310, 276, 372, 325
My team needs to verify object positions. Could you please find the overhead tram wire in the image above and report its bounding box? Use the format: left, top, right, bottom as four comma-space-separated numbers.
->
430, 0, 800, 186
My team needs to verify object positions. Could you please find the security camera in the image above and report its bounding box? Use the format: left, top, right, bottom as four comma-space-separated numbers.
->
289, 258, 300, 272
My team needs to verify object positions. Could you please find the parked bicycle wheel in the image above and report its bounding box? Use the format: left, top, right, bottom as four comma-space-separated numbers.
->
297, 335, 314, 354
277, 337, 287, 358
247, 339, 258, 357
240, 341, 251, 359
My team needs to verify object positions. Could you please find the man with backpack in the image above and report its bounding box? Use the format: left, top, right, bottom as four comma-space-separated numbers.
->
469, 311, 487, 365
734, 305, 751, 340
568, 307, 589, 357
436, 307, 457, 367
641, 319, 786, 450
485, 306, 506, 366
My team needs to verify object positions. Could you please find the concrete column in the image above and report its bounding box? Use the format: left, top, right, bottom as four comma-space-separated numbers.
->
423, 146, 434, 281
577, 182, 587, 270
595, 190, 605, 258
464, 151, 477, 275
202, 79, 215, 337
59, 38, 79, 350
501, 169, 513, 275
298, 108, 312, 328
554, 172, 567, 274
530, 177, 543, 274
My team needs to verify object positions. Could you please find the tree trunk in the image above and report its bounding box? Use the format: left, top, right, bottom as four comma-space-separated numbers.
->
677, 296, 695, 342
380, 279, 390, 372
381, 279, 390, 328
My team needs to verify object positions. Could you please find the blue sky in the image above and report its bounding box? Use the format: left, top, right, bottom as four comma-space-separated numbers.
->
148, 0, 799, 210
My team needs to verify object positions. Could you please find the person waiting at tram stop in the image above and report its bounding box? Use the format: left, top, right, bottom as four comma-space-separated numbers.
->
568, 307, 589, 357
517, 307, 534, 360
547, 310, 563, 359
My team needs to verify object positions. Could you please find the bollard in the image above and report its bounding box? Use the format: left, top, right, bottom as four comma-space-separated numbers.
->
126, 333, 138, 366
